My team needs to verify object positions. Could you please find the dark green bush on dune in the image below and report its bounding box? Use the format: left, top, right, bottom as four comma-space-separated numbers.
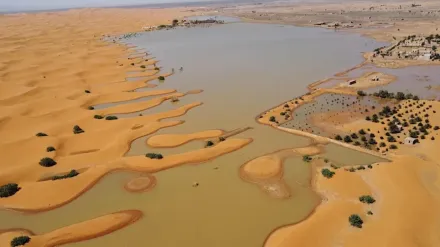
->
73, 125, 84, 134
158, 76, 165, 80
321, 168, 335, 178
105, 116, 118, 120
10, 236, 31, 247
46, 146, 56, 152
39, 157, 57, 167
145, 153, 163, 159
0, 183, 20, 198
51, 170, 79, 180
94, 115, 104, 119
359, 195, 376, 204
36, 132, 48, 137
205, 141, 214, 147
349, 214, 364, 228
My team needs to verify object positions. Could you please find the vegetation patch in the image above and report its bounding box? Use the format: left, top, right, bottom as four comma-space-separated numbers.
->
321, 168, 335, 178
349, 214, 364, 228
158, 76, 165, 81
303, 155, 312, 162
73, 125, 85, 134
46, 146, 56, 152
94, 115, 104, 119
145, 153, 163, 159
205, 141, 214, 147
359, 195, 376, 204
88, 106, 94, 110
39, 157, 57, 167
36, 132, 48, 137
10, 236, 31, 247
85, 90, 91, 94
0, 183, 20, 198
52, 170, 79, 180
105, 116, 118, 120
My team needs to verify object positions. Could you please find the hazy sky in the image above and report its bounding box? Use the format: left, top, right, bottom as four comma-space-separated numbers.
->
0, 0, 204, 11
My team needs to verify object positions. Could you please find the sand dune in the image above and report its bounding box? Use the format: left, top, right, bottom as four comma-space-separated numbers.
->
0, 210, 142, 247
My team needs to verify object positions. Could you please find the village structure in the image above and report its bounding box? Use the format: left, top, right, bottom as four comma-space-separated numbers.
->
373, 34, 440, 61
142, 18, 225, 31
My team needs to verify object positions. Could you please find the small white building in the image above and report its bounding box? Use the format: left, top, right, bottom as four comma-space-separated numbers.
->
404, 137, 419, 145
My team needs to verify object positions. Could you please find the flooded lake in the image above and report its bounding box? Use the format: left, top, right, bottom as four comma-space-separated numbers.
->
0, 18, 387, 247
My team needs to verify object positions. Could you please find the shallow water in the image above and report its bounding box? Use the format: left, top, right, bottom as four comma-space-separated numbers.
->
0, 19, 388, 247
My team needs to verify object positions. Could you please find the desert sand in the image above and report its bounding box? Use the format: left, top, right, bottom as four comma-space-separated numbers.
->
0, 6, 256, 245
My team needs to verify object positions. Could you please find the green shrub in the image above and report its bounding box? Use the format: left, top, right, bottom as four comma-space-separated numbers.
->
359, 129, 366, 135
389, 144, 398, 149
324, 158, 329, 163
84, 90, 91, 94
357, 165, 365, 170
46, 146, 56, 152
269, 116, 276, 122
145, 153, 163, 159
205, 141, 214, 147
330, 164, 339, 169
52, 170, 79, 180
218, 137, 226, 142
88, 106, 94, 110
359, 195, 376, 204
367, 164, 373, 169
0, 183, 20, 198
303, 155, 312, 162
348, 167, 356, 172
367, 211, 373, 215
154, 67, 160, 70
73, 125, 84, 134
357, 90, 367, 96
335, 135, 343, 141
158, 76, 165, 80
36, 132, 48, 137
10, 236, 31, 247
105, 116, 118, 120
94, 115, 104, 119
321, 168, 335, 178
39, 157, 57, 167
344, 135, 353, 143
349, 214, 364, 228
140, 65, 146, 69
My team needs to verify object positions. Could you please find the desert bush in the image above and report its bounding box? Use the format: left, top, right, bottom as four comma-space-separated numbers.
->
359, 195, 376, 204
10, 236, 30, 247
0, 183, 20, 198
94, 115, 103, 119
351, 133, 359, 139
387, 136, 396, 142
158, 76, 165, 80
349, 167, 356, 172
140, 65, 146, 69
88, 106, 94, 110
219, 137, 226, 142
367, 164, 373, 169
379, 142, 386, 147
39, 157, 57, 167
354, 141, 361, 146
52, 170, 79, 180
357, 91, 367, 96
390, 144, 398, 149
367, 211, 373, 215
46, 146, 56, 152
36, 132, 48, 137
303, 155, 312, 162
73, 125, 84, 134
344, 135, 352, 143
359, 129, 366, 135
145, 153, 163, 159
205, 141, 214, 147
349, 214, 364, 228
269, 116, 276, 122
321, 168, 335, 178
105, 116, 118, 120
434, 126, 439, 130
335, 135, 343, 141
85, 90, 91, 94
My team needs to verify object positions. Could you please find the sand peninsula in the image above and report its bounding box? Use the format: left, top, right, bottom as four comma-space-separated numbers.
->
1, 1, 440, 247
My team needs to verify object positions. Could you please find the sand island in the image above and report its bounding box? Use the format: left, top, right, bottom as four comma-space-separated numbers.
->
1, 0, 440, 247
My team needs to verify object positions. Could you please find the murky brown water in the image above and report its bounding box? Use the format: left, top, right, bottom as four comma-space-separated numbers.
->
0, 18, 387, 247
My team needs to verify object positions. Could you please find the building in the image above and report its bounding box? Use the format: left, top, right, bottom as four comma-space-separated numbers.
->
404, 137, 419, 145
